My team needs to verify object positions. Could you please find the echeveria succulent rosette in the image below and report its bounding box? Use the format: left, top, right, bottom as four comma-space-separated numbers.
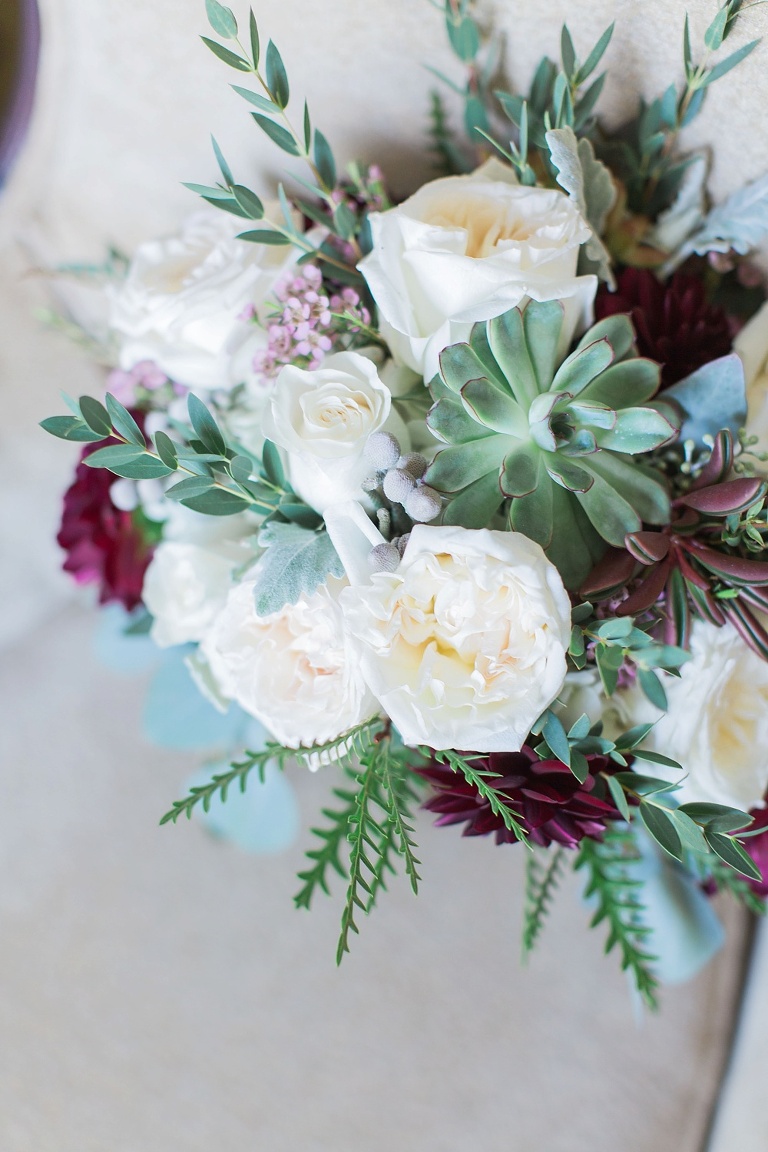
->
40, 0, 768, 1005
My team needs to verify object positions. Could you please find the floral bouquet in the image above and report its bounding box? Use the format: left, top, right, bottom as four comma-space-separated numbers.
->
41, 0, 768, 1006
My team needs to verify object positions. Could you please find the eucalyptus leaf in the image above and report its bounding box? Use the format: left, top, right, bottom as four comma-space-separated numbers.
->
252, 114, 301, 156
265, 40, 290, 108
105, 393, 146, 447
201, 36, 250, 71
40, 416, 102, 443
205, 0, 238, 39
78, 395, 112, 437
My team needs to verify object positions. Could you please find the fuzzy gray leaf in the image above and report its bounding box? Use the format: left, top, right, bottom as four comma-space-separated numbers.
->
546, 127, 617, 287
253, 522, 344, 616
675, 172, 768, 267
651, 153, 708, 263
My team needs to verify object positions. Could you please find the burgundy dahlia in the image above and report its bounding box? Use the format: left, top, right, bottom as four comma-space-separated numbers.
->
418, 747, 622, 849
744, 807, 768, 898
595, 268, 732, 388
57, 433, 156, 611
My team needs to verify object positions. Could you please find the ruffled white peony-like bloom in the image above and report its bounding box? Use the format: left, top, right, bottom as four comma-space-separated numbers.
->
142, 509, 255, 648
333, 521, 572, 752
734, 299, 768, 459
262, 350, 408, 513
108, 209, 295, 391
618, 620, 768, 811
359, 159, 596, 380
202, 576, 377, 754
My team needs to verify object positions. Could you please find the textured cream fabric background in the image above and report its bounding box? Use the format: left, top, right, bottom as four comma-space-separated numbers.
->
2, 2, 768, 1149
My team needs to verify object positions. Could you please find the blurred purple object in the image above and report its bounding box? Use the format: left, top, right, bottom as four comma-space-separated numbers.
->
0, 0, 40, 186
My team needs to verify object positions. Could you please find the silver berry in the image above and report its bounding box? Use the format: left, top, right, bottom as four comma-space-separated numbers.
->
397, 452, 428, 480
405, 484, 441, 523
368, 543, 401, 573
383, 467, 416, 504
364, 431, 401, 471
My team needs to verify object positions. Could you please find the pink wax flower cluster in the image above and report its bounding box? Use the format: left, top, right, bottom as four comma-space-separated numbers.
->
254, 265, 371, 383
107, 360, 184, 407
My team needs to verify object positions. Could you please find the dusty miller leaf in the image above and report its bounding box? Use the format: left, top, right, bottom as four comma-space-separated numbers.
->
675, 171, 768, 266
546, 126, 617, 287
651, 153, 708, 263
253, 521, 344, 616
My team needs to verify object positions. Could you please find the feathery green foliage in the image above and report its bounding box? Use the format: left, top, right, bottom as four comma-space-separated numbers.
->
575, 825, 659, 1008
710, 858, 767, 918
523, 847, 567, 957
428, 748, 529, 842
159, 719, 382, 826
336, 735, 423, 964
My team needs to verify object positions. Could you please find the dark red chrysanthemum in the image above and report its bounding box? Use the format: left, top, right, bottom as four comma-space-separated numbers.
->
744, 807, 768, 898
595, 268, 732, 388
417, 747, 623, 849
57, 427, 157, 611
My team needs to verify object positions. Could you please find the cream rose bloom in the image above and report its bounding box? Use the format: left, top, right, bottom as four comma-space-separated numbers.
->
332, 520, 571, 752
109, 209, 295, 391
359, 159, 596, 380
202, 576, 376, 753
618, 620, 768, 811
262, 351, 408, 513
142, 509, 255, 648
734, 299, 768, 458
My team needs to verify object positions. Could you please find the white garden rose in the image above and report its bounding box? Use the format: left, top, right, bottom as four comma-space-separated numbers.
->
142, 510, 254, 648
262, 350, 408, 513
618, 620, 768, 811
334, 522, 572, 752
202, 576, 376, 754
359, 158, 596, 379
109, 208, 295, 391
734, 299, 768, 458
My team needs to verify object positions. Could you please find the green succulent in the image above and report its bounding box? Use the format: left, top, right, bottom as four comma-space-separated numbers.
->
424, 300, 678, 588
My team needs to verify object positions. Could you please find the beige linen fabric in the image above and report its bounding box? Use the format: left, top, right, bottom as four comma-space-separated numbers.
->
1, 2, 767, 1148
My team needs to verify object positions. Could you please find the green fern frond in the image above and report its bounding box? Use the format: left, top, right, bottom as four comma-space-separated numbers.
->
522, 847, 566, 958
429, 748, 529, 844
294, 775, 360, 911
710, 858, 767, 918
159, 717, 383, 826
335, 736, 423, 964
427, 89, 470, 175
575, 826, 660, 1009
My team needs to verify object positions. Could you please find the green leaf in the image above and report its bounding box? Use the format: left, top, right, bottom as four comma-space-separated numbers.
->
576, 22, 613, 84
679, 802, 753, 832
84, 446, 173, 480
703, 39, 760, 86
237, 228, 292, 245
153, 430, 179, 470
705, 831, 762, 881
632, 748, 682, 772
446, 13, 480, 61
205, 0, 238, 39
181, 489, 251, 516
229, 454, 254, 483
541, 709, 571, 768
165, 476, 216, 501
261, 438, 285, 487
201, 36, 251, 71
522, 848, 566, 956
606, 774, 631, 822
249, 8, 260, 68
704, 7, 728, 51
253, 522, 343, 615
105, 393, 146, 447
265, 39, 290, 108
251, 114, 301, 155
639, 802, 683, 861
561, 24, 576, 78
187, 393, 228, 456
40, 415, 102, 442
638, 667, 668, 711
232, 184, 264, 219
313, 128, 337, 189
231, 85, 278, 113
78, 395, 112, 437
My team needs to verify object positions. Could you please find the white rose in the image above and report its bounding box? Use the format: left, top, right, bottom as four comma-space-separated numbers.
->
202, 577, 376, 753
734, 300, 768, 458
262, 350, 408, 513
330, 518, 571, 752
109, 208, 295, 391
359, 159, 596, 380
618, 620, 768, 811
142, 511, 255, 647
